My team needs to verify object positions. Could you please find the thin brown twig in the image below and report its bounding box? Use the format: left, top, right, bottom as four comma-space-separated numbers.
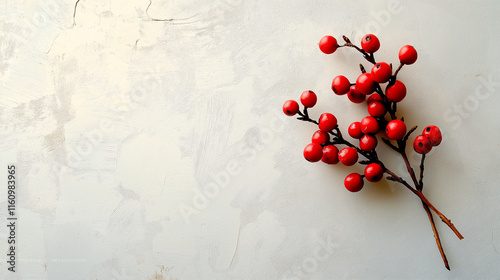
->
359, 64, 366, 73
415, 152, 448, 269
393, 63, 404, 78
381, 138, 399, 152
403, 125, 419, 143
384, 168, 464, 240
419, 154, 426, 190
337, 35, 376, 64
422, 202, 450, 270
397, 140, 418, 187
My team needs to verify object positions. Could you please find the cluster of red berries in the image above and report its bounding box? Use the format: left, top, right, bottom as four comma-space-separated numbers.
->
283, 90, 387, 192
284, 33, 463, 270
283, 34, 441, 193
414, 125, 442, 154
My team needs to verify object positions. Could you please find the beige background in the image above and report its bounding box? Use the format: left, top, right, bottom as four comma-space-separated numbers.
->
1, 0, 500, 279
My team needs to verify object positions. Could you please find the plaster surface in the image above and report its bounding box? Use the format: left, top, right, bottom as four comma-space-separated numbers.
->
1, 0, 500, 279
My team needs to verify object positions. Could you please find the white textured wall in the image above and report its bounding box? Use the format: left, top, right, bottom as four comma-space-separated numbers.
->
1, 0, 500, 279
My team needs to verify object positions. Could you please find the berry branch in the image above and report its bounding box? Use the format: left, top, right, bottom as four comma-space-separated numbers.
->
295, 104, 463, 240
382, 168, 463, 240
338, 35, 377, 64
384, 124, 452, 270
283, 34, 463, 270
415, 152, 449, 269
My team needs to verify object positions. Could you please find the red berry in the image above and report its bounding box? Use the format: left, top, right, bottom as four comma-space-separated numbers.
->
422, 125, 442, 146
312, 130, 330, 145
344, 173, 364, 192
367, 101, 387, 117
322, 145, 339, 164
413, 135, 432, 154
347, 86, 366, 103
348, 122, 363, 139
386, 80, 407, 102
332, 75, 351, 95
303, 143, 323, 162
300, 90, 317, 108
359, 134, 378, 151
319, 36, 338, 54
385, 119, 407, 140
356, 73, 376, 95
361, 34, 380, 53
399, 45, 418, 65
338, 147, 358, 166
367, 93, 383, 104
371, 62, 392, 83
360, 116, 379, 134
364, 163, 384, 182
318, 113, 338, 132
283, 100, 299, 116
